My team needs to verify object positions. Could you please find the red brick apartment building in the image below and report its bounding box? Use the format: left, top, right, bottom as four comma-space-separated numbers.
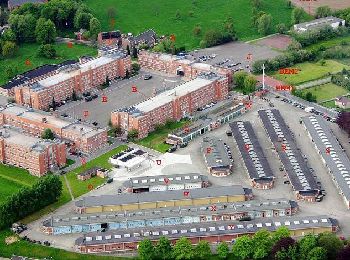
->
0, 126, 66, 176
0, 105, 107, 154
14, 51, 131, 110
111, 73, 228, 138
138, 51, 233, 83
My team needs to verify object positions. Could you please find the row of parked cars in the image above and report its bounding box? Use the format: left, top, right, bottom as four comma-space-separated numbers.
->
280, 97, 335, 122
196, 101, 217, 111
83, 91, 98, 102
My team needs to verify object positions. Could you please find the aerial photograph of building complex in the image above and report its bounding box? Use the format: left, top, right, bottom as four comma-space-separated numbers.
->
1, 0, 350, 259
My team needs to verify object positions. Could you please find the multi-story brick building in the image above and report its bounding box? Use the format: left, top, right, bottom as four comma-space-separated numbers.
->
138, 50, 233, 83
0, 104, 107, 154
111, 72, 229, 138
14, 51, 131, 110
0, 126, 66, 176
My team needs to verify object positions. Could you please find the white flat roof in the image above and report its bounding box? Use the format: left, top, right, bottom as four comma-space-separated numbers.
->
135, 77, 214, 113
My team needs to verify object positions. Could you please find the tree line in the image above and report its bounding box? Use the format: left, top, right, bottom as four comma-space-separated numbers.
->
138, 227, 350, 260
0, 0, 101, 62
0, 175, 62, 230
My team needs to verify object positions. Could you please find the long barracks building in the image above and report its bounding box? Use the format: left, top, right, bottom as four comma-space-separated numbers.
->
14, 51, 131, 110
111, 72, 229, 139
230, 121, 275, 189
43, 198, 298, 235
302, 115, 350, 209
75, 215, 339, 253
138, 50, 233, 83
75, 186, 253, 214
258, 109, 319, 201
0, 104, 107, 154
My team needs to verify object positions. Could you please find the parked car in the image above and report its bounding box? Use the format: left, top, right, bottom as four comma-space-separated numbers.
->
107, 178, 113, 184
85, 96, 93, 102
168, 146, 177, 153
91, 93, 98, 99
180, 142, 188, 148
283, 180, 290, 184
82, 91, 91, 97
144, 74, 152, 80
92, 121, 98, 126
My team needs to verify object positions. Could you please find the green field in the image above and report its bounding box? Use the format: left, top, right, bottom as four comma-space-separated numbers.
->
0, 43, 97, 86
0, 230, 128, 260
272, 60, 350, 85
85, 0, 293, 49
66, 145, 128, 198
306, 35, 350, 51
0, 165, 38, 204
136, 120, 189, 153
300, 83, 349, 103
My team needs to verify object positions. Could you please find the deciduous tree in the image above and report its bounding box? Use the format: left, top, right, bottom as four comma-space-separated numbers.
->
195, 240, 211, 259
217, 241, 229, 259
172, 237, 194, 260
138, 239, 155, 260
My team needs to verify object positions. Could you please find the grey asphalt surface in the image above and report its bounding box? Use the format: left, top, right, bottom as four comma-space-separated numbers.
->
57, 70, 183, 126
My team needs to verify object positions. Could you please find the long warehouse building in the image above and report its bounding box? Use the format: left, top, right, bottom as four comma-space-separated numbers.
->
75, 215, 339, 253
230, 121, 275, 189
44, 198, 298, 235
75, 186, 253, 214
258, 109, 319, 201
302, 115, 350, 209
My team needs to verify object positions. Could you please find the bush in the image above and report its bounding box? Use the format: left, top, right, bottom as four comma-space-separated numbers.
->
276, 23, 288, 34
2, 41, 17, 57
0, 175, 62, 230
37, 44, 56, 58
41, 128, 55, 140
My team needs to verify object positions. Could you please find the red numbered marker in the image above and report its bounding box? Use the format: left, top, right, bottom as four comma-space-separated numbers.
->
326, 147, 330, 154
210, 205, 217, 211
156, 159, 161, 165
25, 59, 31, 66
183, 191, 190, 197
245, 144, 250, 151
246, 53, 252, 60
67, 42, 73, 48
282, 144, 286, 151
131, 86, 138, 93
164, 177, 170, 185
109, 18, 116, 28
228, 225, 235, 230
81, 157, 86, 165
88, 184, 94, 190
102, 96, 108, 103
206, 147, 212, 154
83, 110, 89, 118
184, 127, 190, 133
170, 34, 176, 42
245, 103, 252, 109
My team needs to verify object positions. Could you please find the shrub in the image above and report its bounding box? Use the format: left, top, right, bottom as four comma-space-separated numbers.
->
37, 44, 56, 58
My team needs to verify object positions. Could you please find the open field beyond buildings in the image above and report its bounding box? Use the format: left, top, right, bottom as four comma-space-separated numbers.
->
0, 43, 97, 86
291, 0, 350, 14
300, 83, 349, 103
136, 120, 190, 153
306, 35, 350, 51
272, 60, 350, 85
86, 0, 293, 49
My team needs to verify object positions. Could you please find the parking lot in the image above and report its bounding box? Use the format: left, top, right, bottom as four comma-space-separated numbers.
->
187, 41, 280, 73
56, 70, 183, 126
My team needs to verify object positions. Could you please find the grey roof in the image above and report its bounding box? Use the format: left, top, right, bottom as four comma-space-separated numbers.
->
45, 198, 296, 228
129, 29, 157, 46
201, 137, 232, 169
302, 115, 350, 203
75, 215, 338, 246
122, 173, 209, 189
258, 109, 318, 192
294, 16, 345, 31
75, 186, 247, 208
230, 121, 274, 181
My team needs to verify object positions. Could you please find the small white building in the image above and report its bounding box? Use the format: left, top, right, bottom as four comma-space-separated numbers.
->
294, 16, 345, 33
335, 96, 350, 109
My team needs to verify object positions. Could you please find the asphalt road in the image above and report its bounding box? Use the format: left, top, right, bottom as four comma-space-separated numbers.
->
57, 70, 183, 126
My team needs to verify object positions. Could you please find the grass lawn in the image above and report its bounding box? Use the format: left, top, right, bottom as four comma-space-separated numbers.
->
136, 120, 190, 153
86, 0, 293, 49
321, 100, 337, 109
65, 145, 128, 198
0, 230, 129, 260
306, 34, 350, 51
0, 164, 39, 204
272, 60, 350, 85
0, 42, 97, 86
300, 83, 349, 103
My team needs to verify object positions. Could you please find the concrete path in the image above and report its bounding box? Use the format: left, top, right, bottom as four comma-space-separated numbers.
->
295, 77, 331, 90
